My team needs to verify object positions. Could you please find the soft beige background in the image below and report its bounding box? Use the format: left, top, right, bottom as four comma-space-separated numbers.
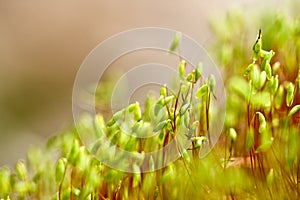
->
0, 0, 284, 166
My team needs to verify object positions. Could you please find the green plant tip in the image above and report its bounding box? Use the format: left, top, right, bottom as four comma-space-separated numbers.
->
229, 128, 237, 142
195, 84, 208, 99
15, 160, 27, 181
169, 32, 182, 54
288, 105, 300, 117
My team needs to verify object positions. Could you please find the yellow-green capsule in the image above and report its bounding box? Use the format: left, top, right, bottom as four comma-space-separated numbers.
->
275, 85, 284, 109
186, 71, 194, 82
244, 63, 254, 76
209, 75, 216, 92
267, 168, 274, 186
251, 64, 260, 89
107, 109, 124, 126
288, 105, 300, 117
252, 29, 262, 61
272, 62, 280, 74
182, 149, 191, 164
286, 82, 294, 107
16, 160, 27, 181
160, 84, 167, 96
229, 128, 237, 142
271, 75, 279, 94
195, 63, 202, 82
169, 32, 182, 54
259, 71, 267, 89
133, 102, 142, 121
256, 112, 267, 134
164, 95, 175, 105
179, 60, 186, 80
55, 158, 66, 184
265, 62, 272, 80
127, 102, 137, 112
67, 139, 80, 165
195, 84, 208, 99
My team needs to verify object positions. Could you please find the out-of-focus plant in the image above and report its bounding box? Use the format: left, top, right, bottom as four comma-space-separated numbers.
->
217, 7, 300, 198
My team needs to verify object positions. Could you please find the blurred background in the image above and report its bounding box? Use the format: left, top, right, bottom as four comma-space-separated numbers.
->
0, 0, 286, 167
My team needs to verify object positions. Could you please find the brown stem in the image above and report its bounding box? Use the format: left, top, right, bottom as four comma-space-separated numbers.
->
206, 92, 212, 147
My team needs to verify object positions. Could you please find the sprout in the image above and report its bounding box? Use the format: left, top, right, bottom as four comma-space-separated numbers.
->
169, 32, 182, 54
195, 84, 208, 99
195, 63, 203, 82
208, 75, 216, 93
55, 158, 66, 185
178, 60, 186, 80
186, 71, 194, 82
160, 84, 167, 97
272, 62, 280, 74
266, 168, 274, 186
244, 63, 254, 76
259, 71, 267, 89
288, 105, 300, 117
275, 85, 284, 109
265, 62, 272, 80
157, 95, 174, 106
107, 109, 124, 126
229, 128, 237, 142
133, 102, 142, 121
16, 160, 27, 181
252, 29, 262, 60
286, 82, 295, 107
267, 75, 279, 94
67, 139, 80, 166
256, 112, 267, 134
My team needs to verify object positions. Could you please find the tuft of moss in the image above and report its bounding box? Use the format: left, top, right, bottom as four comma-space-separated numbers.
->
1, 6, 300, 199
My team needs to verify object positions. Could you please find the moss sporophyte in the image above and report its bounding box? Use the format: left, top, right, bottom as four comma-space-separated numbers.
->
1, 9, 300, 200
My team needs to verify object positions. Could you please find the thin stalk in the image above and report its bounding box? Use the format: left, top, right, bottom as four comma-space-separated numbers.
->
172, 84, 182, 133
164, 100, 175, 132
206, 91, 212, 147
70, 168, 75, 200
58, 165, 68, 200
173, 136, 197, 191
297, 155, 300, 198
224, 134, 228, 169
271, 147, 298, 194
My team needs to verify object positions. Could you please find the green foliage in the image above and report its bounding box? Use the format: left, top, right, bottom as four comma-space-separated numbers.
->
1, 5, 300, 200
